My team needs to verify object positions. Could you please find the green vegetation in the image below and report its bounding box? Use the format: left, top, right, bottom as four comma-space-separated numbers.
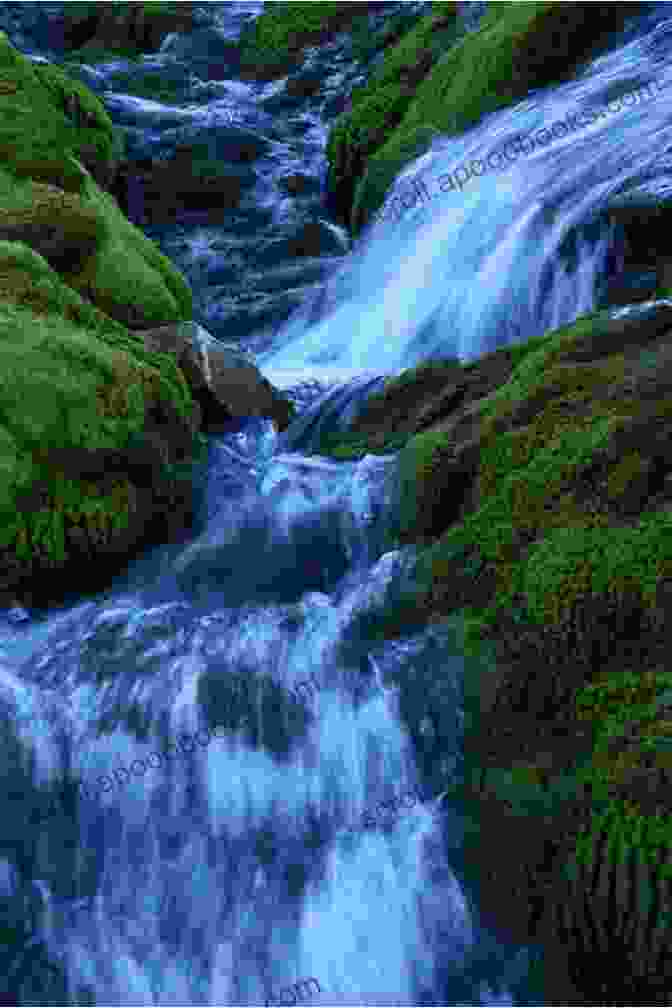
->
239, 2, 368, 75
0, 34, 196, 586
0, 31, 116, 191
64, 172, 193, 326
413, 310, 664, 642
565, 668, 672, 871
327, 3, 459, 229
316, 430, 409, 461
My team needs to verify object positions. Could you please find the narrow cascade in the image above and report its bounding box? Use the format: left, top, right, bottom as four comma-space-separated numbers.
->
260, 5, 672, 380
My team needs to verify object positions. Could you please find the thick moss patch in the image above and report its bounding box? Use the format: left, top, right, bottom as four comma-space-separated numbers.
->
63, 173, 193, 328
0, 289, 188, 584
0, 33, 198, 603
0, 31, 117, 192
0, 32, 191, 328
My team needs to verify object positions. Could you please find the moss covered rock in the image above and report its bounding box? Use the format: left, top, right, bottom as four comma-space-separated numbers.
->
62, 172, 193, 329
318, 300, 672, 1000
419, 305, 672, 1001
0, 240, 201, 608
0, 34, 205, 606
239, 2, 373, 79
327, 3, 460, 229
0, 31, 120, 194
0, 32, 193, 330
327, 1, 638, 234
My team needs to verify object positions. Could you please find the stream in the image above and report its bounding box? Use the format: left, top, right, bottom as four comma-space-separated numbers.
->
2, 1, 672, 1003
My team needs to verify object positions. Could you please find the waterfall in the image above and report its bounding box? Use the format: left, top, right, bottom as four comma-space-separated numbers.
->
2, 2, 672, 1003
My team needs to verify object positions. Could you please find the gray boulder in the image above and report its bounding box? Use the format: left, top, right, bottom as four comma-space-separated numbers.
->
137, 322, 295, 432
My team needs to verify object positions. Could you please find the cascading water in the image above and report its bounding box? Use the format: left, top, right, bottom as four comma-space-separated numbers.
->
260, 3, 672, 382
2, 2, 672, 1004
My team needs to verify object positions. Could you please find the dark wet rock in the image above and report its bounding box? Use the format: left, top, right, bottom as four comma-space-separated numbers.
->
256, 220, 347, 264
277, 173, 320, 197
197, 667, 313, 763
112, 156, 245, 227
109, 132, 270, 226
136, 321, 295, 433
285, 73, 323, 100
153, 27, 244, 80
603, 191, 672, 308
60, 2, 195, 58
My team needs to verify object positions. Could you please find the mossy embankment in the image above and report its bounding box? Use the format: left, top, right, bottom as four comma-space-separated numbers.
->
326, 1, 640, 235
0, 32, 202, 607
317, 302, 672, 1002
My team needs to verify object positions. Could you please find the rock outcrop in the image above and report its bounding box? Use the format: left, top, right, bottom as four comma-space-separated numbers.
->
137, 322, 296, 433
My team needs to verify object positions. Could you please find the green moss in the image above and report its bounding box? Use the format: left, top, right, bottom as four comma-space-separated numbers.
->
329, 82, 413, 177
62, 172, 193, 327
0, 239, 192, 520
0, 32, 116, 192
0, 145, 192, 330
327, 3, 460, 227
570, 668, 672, 835
0, 240, 190, 414
572, 800, 672, 872
316, 430, 409, 461
382, 356, 464, 396
518, 515, 672, 627
416, 312, 656, 633
239, 2, 368, 75
352, 2, 635, 232
30, 59, 114, 135
397, 430, 455, 539
0, 164, 103, 256
349, 8, 428, 65
5, 477, 135, 566
575, 668, 672, 726
243, 2, 345, 55
0, 297, 190, 573
0, 32, 196, 588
